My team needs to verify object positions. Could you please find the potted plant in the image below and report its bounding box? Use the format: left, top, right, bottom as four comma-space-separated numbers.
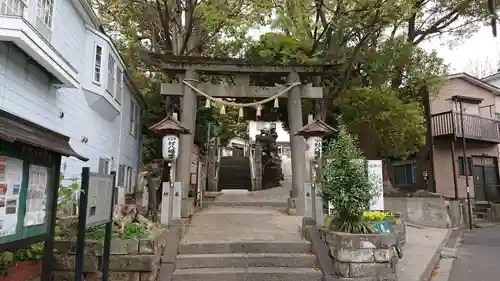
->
319, 125, 400, 280
321, 125, 374, 233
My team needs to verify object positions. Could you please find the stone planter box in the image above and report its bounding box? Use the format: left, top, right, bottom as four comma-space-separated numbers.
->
52, 228, 168, 281
320, 229, 399, 281
366, 212, 406, 248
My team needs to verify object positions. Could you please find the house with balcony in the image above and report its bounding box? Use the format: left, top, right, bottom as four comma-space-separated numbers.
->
0, 0, 144, 194
393, 73, 500, 205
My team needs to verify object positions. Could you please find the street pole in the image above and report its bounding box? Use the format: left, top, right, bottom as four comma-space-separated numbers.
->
205, 122, 212, 194
459, 99, 473, 230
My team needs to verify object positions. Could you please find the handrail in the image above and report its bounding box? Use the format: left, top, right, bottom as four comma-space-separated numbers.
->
431, 110, 500, 141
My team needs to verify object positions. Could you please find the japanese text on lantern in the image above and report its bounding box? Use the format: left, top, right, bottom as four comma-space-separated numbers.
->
162, 135, 179, 161
313, 137, 322, 159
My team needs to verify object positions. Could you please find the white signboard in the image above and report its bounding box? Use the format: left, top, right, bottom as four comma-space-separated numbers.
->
24, 165, 49, 226
368, 160, 384, 210
162, 135, 179, 161
0, 156, 23, 237
86, 173, 114, 228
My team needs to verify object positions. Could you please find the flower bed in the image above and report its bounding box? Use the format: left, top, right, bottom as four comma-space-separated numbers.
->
320, 228, 399, 281
325, 210, 406, 247
52, 227, 168, 281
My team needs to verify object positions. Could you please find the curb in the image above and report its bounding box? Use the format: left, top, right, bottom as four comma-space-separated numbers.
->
419, 228, 461, 281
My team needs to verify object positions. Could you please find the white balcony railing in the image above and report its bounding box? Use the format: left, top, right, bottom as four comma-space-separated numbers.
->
0, 0, 26, 16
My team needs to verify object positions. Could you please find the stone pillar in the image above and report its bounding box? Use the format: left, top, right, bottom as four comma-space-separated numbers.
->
254, 143, 263, 191
207, 143, 216, 191
176, 68, 198, 199
287, 71, 306, 215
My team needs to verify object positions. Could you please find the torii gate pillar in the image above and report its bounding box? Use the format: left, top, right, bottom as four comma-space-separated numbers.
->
287, 71, 306, 216
176, 68, 198, 201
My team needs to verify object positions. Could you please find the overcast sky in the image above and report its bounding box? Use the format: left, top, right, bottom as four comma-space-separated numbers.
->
423, 26, 500, 77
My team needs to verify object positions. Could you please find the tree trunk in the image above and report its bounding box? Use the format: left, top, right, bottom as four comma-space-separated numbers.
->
414, 85, 433, 191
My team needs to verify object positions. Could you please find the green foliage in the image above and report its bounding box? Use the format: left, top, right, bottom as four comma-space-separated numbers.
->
58, 174, 80, 212
0, 242, 44, 276
57, 221, 151, 241
340, 87, 426, 158
321, 124, 374, 233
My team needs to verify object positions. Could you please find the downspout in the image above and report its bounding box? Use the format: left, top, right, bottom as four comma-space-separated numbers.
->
136, 108, 143, 195
450, 109, 459, 200
116, 98, 124, 183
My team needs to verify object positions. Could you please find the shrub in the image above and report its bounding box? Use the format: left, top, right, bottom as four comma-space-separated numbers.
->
321, 124, 374, 233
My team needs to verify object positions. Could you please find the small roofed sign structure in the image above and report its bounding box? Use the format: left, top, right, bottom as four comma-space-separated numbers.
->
0, 111, 87, 161
150, 116, 191, 161
149, 116, 191, 135
295, 119, 336, 138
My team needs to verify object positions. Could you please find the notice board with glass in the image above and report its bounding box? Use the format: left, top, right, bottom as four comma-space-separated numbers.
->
0, 139, 58, 247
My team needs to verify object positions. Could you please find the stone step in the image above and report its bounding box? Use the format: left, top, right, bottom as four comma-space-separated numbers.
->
178, 241, 312, 255
172, 267, 322, 281
176, 252, 317, 269
202, 201, 288, 208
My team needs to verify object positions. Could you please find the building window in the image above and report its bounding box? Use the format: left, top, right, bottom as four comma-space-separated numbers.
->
130, 100, 137, 136
458, 157, 472, 176
118, 164, 125, 186
115, 68, 123, 104
98, 157, 110, 174
394, 164, 414, 185
1, 0, 25, 15
126, 166, 133, 193
495, 112, 500, 120
36, 0, 54, 28
107, 54, 115, 95
93, 44, 102, 83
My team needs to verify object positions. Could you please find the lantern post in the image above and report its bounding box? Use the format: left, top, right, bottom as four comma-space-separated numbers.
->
295, 119, 335, 226
149, 116, 191, 226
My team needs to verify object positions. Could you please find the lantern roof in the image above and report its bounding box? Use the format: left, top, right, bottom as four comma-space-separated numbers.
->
149, 116, 191, 135
295, 119, 335, 137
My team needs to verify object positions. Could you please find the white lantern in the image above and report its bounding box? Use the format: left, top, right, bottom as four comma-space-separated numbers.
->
306, 136, 322, 160
162, 135, 179, 161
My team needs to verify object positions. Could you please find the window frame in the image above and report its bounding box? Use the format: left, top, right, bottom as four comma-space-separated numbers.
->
36, 0, 55, 29
107, 53, 116, 95
458, 157, 473, 176
1, 0, 25, 15
130, 100, 137, 137
92, 44, 103, 84
393, 164, 415, 186
98, 157, 110, 175
115, 67, 123, 104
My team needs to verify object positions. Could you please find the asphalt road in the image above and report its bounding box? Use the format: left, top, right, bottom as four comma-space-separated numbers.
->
449, 226, 500, 281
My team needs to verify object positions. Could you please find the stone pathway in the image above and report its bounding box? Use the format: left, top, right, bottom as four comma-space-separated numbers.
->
398, 225, 449, 281
182, 206, 302, 243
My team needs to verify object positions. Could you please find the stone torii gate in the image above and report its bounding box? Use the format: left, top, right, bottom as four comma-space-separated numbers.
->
147, 54, 332, 216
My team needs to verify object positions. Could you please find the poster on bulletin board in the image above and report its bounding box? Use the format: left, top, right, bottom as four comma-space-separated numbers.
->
0, 156, 23, 237
24, 165, 49, 227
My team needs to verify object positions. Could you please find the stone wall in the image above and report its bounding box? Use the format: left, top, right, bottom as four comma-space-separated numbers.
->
52, 229, 168, 281
385, 197, 452, 228
319, 229, 398, 281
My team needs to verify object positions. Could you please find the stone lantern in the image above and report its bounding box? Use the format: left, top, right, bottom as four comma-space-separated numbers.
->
295, 119, 335, 226
149, 116, 191, 225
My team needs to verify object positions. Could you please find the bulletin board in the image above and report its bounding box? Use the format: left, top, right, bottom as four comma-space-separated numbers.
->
0, 139, 58, 248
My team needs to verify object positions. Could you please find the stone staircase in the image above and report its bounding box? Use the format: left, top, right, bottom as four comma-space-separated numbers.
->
218, 156, 252, 190
172, 241, 322, 281
473, 201, 491, 220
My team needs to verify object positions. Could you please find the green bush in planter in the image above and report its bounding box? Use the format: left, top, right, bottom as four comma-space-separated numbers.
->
321, 124, 375, 233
